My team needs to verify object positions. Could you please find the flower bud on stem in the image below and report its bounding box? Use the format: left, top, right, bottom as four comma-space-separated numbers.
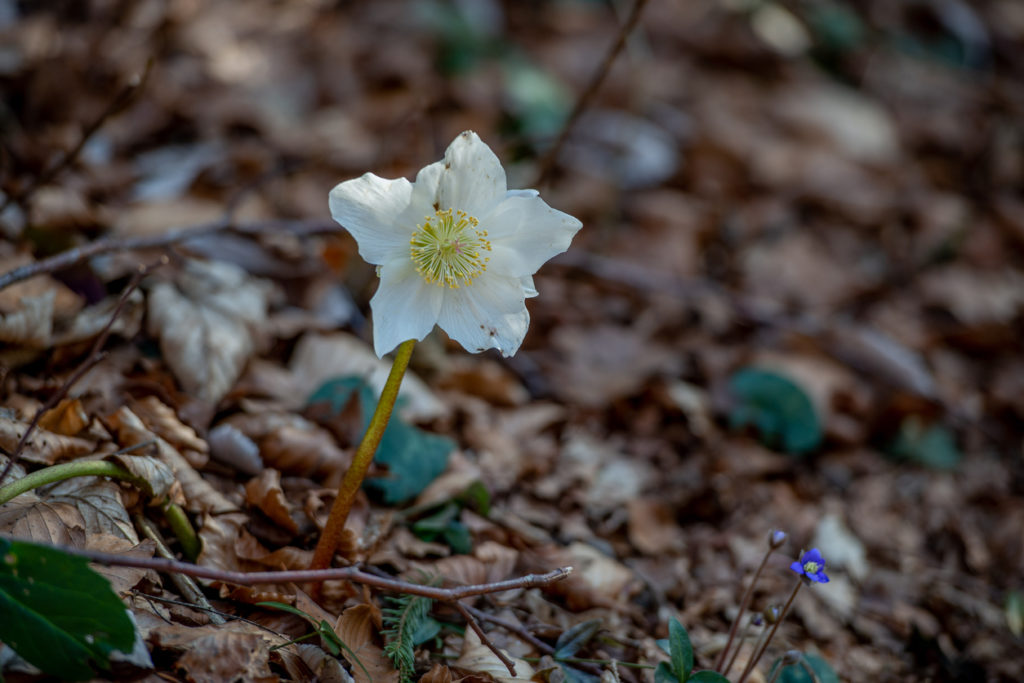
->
737, 579, 803, 683
308, 339, 417, 587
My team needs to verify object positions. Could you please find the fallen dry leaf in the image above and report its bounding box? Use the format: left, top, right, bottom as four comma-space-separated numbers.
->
333, 604, 400, 683
245, 468, 300, 535
146, 258, 275, 404
453, 627, 535, 683
0, 414, 95, 465
36, 398, 89, 436
149, 622, 278, 683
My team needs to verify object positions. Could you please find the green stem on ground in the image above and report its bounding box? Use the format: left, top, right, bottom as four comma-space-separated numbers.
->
0, 460, 148, 505
308, 339, 417, 575
162, 501, 201, 561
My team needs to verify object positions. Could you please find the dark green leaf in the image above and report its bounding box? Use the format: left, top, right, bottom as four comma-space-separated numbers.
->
553, 619, 602, 659
668, 617, 694, 680
441, 521, 473, 555
456, 481, 492, 516
655, 638, 671, 656
0, 538, 135, 680
654, 661, 677, 683
1006, 590, 1024, 637
776, 653, 839, 683
887, 417, 961, 470
688, 672, 731, 683
308, 377, 453, 504
558, 661, 601, 683
728, 368, 822, 455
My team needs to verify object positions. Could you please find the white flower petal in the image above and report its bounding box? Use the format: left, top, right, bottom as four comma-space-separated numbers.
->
329, 173, 414, 265
398, 160, 445, 225
520, 274, 538, 298
481, 194, 582, 276
369, 258, 444, 357
438, 131, 507, 216
437, 275, 528, 356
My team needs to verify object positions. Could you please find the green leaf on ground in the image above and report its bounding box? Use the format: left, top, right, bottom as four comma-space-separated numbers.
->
308, 376, 453, 504
776, 653, 840, 683
668, 617, 694, 681
887, 417, 962, 469
728, 368, 823, 455
553, 619, 602, 660
0, 538, 136, 680
688, 672, 731, 683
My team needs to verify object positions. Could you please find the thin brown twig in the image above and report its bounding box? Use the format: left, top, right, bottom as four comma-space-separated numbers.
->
463, 604, 604, 677
0, 218, 338, 292
531, 0, 651, 188
18, 541, 573, 599
0, 61, 152, 216
128, 589, 287, 639
454, 601, 518, 677
0, 258, 165, 486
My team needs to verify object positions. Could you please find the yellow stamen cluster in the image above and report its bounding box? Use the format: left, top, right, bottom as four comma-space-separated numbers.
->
410, 208, 491, 288
804, 561, 821, 573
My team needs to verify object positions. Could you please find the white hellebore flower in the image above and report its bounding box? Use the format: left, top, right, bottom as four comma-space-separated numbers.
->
329, 131, 582, 358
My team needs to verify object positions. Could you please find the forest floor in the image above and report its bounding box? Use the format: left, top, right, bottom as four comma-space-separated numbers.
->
2, 1, 1023, 681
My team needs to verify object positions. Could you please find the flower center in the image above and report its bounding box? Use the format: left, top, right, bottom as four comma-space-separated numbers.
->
803, 561, 821, 573
410, 208, 491, 288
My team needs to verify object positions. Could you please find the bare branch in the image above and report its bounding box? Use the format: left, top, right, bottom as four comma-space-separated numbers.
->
0, 218, 339, 292
454, 601, 518, 677
17, 540, 572, 601
531, 0, 651, 188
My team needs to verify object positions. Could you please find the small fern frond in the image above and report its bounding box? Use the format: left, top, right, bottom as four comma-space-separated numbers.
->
382, 593, 437, 683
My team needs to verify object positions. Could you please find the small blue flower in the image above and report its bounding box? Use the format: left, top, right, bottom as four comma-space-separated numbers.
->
790, 548, 830, 584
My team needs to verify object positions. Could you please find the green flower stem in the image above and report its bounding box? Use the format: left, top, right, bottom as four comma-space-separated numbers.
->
0, 460, 148, 505
309, 338, 416, 574
162, 500, 201, 561
737, 580, 803, 683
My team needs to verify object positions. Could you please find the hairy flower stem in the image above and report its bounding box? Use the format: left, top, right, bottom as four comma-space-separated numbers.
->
309, 339, 416, 577
715, 546, 776, 672
722, 613, 759, 677
737, 581, 803, 683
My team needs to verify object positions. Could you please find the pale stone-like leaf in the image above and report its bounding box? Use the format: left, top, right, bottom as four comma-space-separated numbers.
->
146, 259, 274, 404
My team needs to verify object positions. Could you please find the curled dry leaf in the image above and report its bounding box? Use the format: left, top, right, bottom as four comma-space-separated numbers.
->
245, 468, 300, 535
0, 414, 95, 465
36, 398, 89, 436
454, 627, 535, 683
147, 259, 274, 404
108, 407, 234, 513
279, 644, 353, 683
129, 395, 209, 455
333, 604, 400, 683
227, 412, 350, 484
148, 622, 278, 683
104, 453, 177, 501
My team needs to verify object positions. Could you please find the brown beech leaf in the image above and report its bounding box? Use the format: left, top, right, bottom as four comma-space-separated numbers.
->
245, 468, 300, 535
0, 490, 86, 546
420, 662, 454, 683
51, 288, 144, 346
108, 407, 234, 513
87, 536, 158, 594
228, 412, 350, 484
0, 414, 95, 465
453, 628, 535, 683
129, 395, 209, 455
146, 259, 275, 404
333, 604, 400, 683
41, 475, 138, 542
37, 398, 89, 436
279, 643, 354, 683
0, 290, 54, 346
104, 453, 177, 501
148, 622, 278, 683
